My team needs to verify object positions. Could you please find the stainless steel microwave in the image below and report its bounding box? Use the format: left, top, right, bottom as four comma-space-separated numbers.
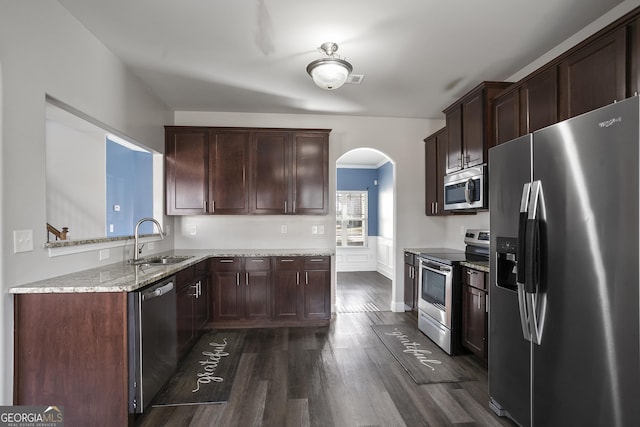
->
443, 165, 487, 211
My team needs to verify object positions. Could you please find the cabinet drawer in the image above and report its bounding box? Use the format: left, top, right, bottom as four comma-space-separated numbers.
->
211, 257, 242, 271
463, 267, 486, 291
304, 256, 330, 270
176, 265, 195, 289
244, 257, 271, 271
195, 259, 209, 277
274, 256, 303, 270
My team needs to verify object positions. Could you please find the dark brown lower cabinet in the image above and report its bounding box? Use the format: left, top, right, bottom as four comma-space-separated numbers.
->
461, 267, 488, 363
403, 251, 418, 311
302, 257, 332, 319
211, 257, 272, 325
272, 256, 331, 323
176, 260, 210, 359
14, 292, 130, 426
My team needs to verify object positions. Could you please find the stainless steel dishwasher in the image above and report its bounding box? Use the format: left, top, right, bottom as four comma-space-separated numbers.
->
128, 276, 177, 413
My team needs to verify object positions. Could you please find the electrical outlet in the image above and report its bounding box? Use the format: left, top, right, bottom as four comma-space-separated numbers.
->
13, 230, 33, 253
318, 225, 325, 234
281, 225, 288, 234
99, 249, 110, 261
311, 225, 318, 235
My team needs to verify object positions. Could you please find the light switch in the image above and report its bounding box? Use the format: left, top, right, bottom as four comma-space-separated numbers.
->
13, 230, 34, 253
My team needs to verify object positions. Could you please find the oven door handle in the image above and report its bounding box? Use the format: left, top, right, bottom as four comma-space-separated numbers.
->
420, 261, 452, 275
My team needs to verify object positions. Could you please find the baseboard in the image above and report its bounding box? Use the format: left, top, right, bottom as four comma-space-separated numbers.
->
391, 300, 406, 312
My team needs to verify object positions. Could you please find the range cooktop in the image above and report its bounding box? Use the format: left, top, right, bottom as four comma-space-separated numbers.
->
418, 248, 468, 265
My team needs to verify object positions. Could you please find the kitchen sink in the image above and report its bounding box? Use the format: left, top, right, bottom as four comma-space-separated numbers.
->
129, 255, 194, 266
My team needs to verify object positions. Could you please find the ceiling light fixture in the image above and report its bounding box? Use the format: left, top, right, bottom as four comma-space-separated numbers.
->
306, 42, 353, 90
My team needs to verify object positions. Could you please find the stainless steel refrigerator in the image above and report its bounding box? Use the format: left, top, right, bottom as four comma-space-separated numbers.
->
488, 96, 640, 427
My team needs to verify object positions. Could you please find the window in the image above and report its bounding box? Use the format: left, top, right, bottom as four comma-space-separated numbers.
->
336, 191, 368, 247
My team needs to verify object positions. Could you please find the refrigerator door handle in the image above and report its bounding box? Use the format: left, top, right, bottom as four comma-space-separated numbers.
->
516, 182, 533, 341
516, 183, 531, 285
517, 283, 532, 341
524, 180, 547, 345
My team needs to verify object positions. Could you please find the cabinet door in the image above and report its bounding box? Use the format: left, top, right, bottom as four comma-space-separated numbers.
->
303, 269, 331, 319
494, 88, 521, 145
445, 106, 463, 173
425, 135, 438, 216
403, 262, 415, 310
251, 132, 291, 214
193, 275, 209, 331
559, 26, 626, 120
166, 129, 209, 215
213, 271, 243, 321
523, 66, 558, 133
403, 252, 416, 310
462, 91, 485, 167
272, 270, 300, 320
176, 283, 196, 357
292, 132, 329, 214
462, 285, 487, 361
435, 131, 447, 215
273, 257, 303, 320
424, 128, 447, 216
210, 131, 250, 214
245, 270, 271, 319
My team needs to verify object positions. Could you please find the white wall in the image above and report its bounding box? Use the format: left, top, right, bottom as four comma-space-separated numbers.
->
0, 2, 173, 404
45, 120, 105, 239
174, 110, 445, 312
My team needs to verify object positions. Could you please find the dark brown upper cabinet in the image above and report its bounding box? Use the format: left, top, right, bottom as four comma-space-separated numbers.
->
165, 128, 249, 215
251, 131, 291, 215
493, 66, 558, 145
165, 128, 210, 215
209, 131, 250, 214
166, 126, 330, 216
444, 81, 512, 173
523, 66, 559, 133
292, 132, 329, 215
424, 127, 448, 216
494, 9, 637, 146
493, 87, 520, 146
559, 26, 626, 120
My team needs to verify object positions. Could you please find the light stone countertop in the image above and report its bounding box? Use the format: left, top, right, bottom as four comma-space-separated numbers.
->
403, 247, 490, 273
9, 248, 335, 294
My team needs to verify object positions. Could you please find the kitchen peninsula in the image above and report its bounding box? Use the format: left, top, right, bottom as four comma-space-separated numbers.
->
9, 248, 334, 427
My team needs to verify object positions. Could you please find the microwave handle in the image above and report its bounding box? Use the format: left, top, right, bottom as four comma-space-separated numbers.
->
464, 178, 472, 203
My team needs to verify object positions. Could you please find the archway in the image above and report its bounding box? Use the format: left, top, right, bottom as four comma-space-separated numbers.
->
335, 148, 395, 312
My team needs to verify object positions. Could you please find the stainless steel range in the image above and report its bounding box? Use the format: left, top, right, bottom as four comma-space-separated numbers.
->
416, 229, 489, 355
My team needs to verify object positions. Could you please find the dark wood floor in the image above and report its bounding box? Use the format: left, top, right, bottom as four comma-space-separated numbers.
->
136, 271, 515, 427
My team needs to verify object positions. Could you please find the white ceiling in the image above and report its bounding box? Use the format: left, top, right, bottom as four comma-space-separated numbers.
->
57, 0, 622, 120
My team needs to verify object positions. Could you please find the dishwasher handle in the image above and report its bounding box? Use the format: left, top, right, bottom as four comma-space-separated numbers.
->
142, 282, 174, 301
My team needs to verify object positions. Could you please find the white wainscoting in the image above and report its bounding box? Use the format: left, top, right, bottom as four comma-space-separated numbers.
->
376, 236, 393, 279
335, 236, 394, 280
335, 239, 378, 272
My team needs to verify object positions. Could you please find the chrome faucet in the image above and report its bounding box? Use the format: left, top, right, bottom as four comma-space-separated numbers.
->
133, 217, 164, 262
